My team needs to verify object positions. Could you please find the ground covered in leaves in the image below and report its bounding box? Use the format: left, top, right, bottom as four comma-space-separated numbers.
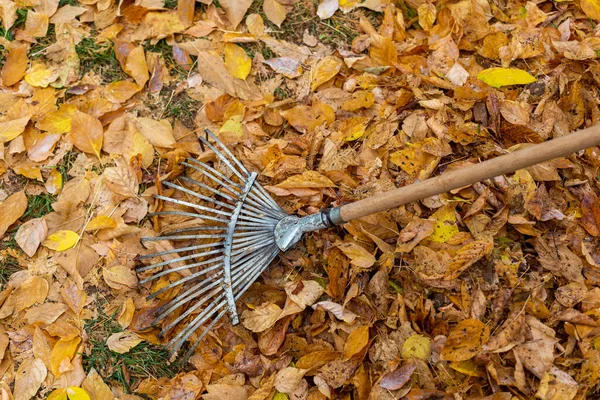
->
2, 0, 600, 398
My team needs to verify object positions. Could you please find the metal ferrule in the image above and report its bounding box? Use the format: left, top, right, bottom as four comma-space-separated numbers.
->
274, 207, 345, 251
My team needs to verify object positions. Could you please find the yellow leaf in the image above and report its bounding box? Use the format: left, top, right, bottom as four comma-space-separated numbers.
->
24, 63, 58, 87
444, 240, 494, 280
122, 126, 154, 168
246, 13, 265, 37
13, 163, 43, 181
275, 170, 336, 189
50, 336, 81, 377
48, 387, 91, 400
219, 115, 244, 138
0, 116, 30, 143
428, 205, 459, 243
417, 3, 436, 31
263, 0, 287, 27
134, 117, 176, 148
581, 0, 600, 20
242, 303, 283, 332
341, 90, 375, 112
343, 325, 369, 360
390, 143, 437, 176
85, 216, 117, 231
124, 47, 149, 87
450, 359, 486, 377
102, 265, 138, 290
43, 230, 79, 251
82, 369, 114, 400
311, 56, 343, 91
440, 319, 490, 361
105, 81, 141, 103
477, 67, 536, 88
224, 43, 252, 80
0, 190, 27, 238
68, 110, 103, 159
340, 116, 368, 141
401, 334, 431, 360
336, 242, 376, 269
1, 43, 28, 86
37, 104, 77, 134
46, 168, 63, 194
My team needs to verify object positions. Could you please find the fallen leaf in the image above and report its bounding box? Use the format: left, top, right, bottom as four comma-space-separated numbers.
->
47, 387, 91, 400
275, 367, 308, 394
337, 242, 376, 269
43, 230, 79, 251
343, 325, 369, 360
263, 57, 303, 78
441, 319, 490, 362
312, 301, 358, 323
102, 265, 138, 290
224, 43, 252, 80
125, 47, 149, 87
581, 0, 600, 20
242, 303, 283, 332
379, 363, 417, 390
1, 43, 28, 86
85, 216, 118, 231
50, 336, 81, 377
477, 67, 536, 88
0, 116, 31, 143
106, 331, 143, 354
13, 358, 47, 400
401, 334, 432, 360
263, 0, 287, 27
311, 56, 343, 91
68, 111, 103, 159
134, 117, 176, 148
317, 0, 339, 19
82, 368, 114, 400
219, 0, 253, 29
284, 280, 324, 309
15, 217, 48, 257
0, 190, 27, 237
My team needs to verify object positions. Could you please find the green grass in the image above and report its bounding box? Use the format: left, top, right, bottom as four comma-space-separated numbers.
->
83, 305, 179, 392
164, 0, 178, 9
75, 37, 128, 83
0, 255, 19, 286
56, 150, 78, 183
161, 91, 199, 127
23, 193, 56, 220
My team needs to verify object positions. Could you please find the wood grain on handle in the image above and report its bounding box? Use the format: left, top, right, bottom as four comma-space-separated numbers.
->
338, 124, 600, 223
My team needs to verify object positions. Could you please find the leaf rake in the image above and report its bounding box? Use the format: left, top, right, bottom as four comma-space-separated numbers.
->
139, 125, 600, 361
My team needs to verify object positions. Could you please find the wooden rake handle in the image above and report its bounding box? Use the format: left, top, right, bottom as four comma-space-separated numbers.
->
338, 124, 600, 223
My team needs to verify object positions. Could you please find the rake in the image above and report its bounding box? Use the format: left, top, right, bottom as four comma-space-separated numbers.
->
138, 125, 600, 361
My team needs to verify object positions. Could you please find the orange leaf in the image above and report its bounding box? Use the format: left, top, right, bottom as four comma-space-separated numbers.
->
1, 43, 28, 86
105, 81, 141, 103
343, 325, 369, 360
440, 319, 490, 361
68, 110, 103, 159
0, 190, 27, 238
125, 47, 149, 87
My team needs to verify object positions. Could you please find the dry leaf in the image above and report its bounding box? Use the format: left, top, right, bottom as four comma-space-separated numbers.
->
224, 43, 252, 80
1, 43, 28, 86
13, 358, 47, 400
68, 111, 103, 159
0, 190, 27, 237
441, 319, 490, 361
15, 217, 48, 257
274, 367, 308, 394
106, 331, 143, 354
219, 0, 253, 29
343, 326, 369, 360
242, 303, 283, 332
311, 56, 343, 91
263, 0, 287, 27
284, 280, 324, 309
134, 117, 176, 148
43, 230, 79, 251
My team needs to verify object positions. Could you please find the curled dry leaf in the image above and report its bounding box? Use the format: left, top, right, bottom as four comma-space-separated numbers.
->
379, 362, 417, 390
284, 280, 324, 309
106, 331, 143, 354
312, 301, 358, 323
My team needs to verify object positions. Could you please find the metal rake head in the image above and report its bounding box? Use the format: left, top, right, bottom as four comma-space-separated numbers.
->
138, 129, 289, 360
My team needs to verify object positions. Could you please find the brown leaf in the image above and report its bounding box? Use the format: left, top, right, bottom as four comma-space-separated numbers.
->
68, 110, 103, 159
82, 368, 115, 400
1, 43, 28, 86
440, 319, 490, 362
379, 362, 417, 390
275, 367, 308, 394
125, 46, 149, 87
133, 117, 176, 148
0, 190, 27, 238
284, 280, 324, 309
336, 242, 376, 269
15, 217, 47, 257
242, 303, 283, 332
103, 265, 138, 290
106, 331, 143, 353
219, 0, 253, 29
204, 384, 247, 400
102, 165, 139, 198
343, 325, 369, 361
263, 0, 287, 27
13, 358, 47, 400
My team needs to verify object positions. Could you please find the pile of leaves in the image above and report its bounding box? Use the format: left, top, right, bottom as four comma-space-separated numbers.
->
2, 0, 600, 398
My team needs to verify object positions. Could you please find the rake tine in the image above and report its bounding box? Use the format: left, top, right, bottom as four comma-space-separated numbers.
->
136, 249, 224, 272
165, 246, 278, 355
139, 242, 224, 260
140, 258, 224, 286
181, 161, 242, 195
154, 195, 232, 217
180, 308, 227, 361
163, 181, 236, 210
148, 211, 229, 224
158, 226, 227, 235
197, 132, 249, 182
185, 158, 244, 189
179, 176, 237, 202
141, 234, 228, 242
